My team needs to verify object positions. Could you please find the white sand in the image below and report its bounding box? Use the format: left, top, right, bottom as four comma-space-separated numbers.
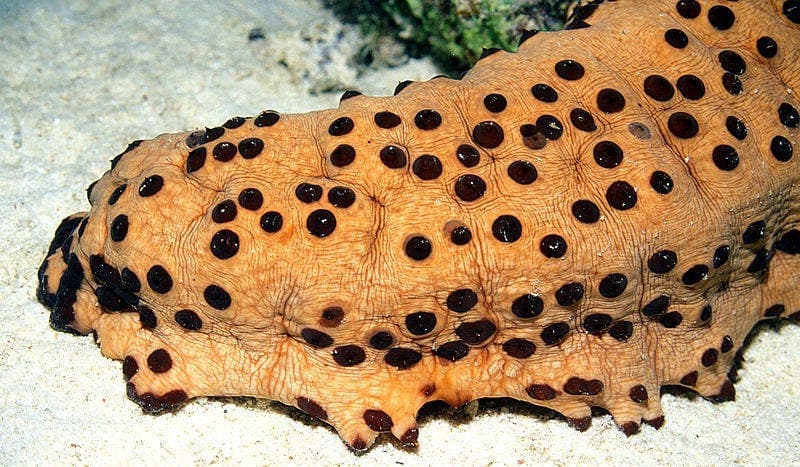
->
1, 0, 798, 464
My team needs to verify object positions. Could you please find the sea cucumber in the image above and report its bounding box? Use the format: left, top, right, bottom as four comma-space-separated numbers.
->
36, 0, 799, 451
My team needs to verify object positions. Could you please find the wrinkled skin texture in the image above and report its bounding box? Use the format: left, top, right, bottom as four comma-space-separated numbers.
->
37, 0, 799, 451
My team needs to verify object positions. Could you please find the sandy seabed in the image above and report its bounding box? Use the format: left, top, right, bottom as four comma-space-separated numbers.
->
0, 1, 798, 465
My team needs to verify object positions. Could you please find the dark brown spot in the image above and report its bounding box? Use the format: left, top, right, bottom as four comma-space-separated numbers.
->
405, 311, 437, 335
146, 348, 172, 373
778, 102, 799, 128
582, 313, 612, 333
676, 74, 705, 100
540, 321, 570, 345
328, 117, 354, 136
571, 200, 600, 224
570, 108, 597, 132
254, 111, 279, 127
301, 328, 333, 348
332, 345, 366, 366
680, 370, 698, 386
555, 282, 583, 307
379, 145, 407, 169
726, 116, 747, 140
659, 311, 683, 328
483, 93, 507, 113
374, 111, 401, 129
644, 75, 674, 101
507, 160, 538, 184
682, 264, 709, 285
676, 0, 701, 18
369, 331, 393, 350
320, 306, 344, 327
260, 211, 283, 233
122, 356, 138, 380
446, 289, 478, 313
771, 136, 793, 162
110, 215, 128, 242
350, 437, 367, 451
620, 422, 639, 437
596, 88, 625, 113
174, 309, 202, 331
629, 385, 648, 403
330, 144, 356, 167
454, 174, 486, 202
606, 181, 637, 210
434, 341, 469, 361
455, 319, 496, 344
138, 306, 157, 329
186, 148, 207, 172
450, 225, 472, 245
648, 250, 677, 274
412, 155, 442, 180
710, 380, 736, 402
384, 348, 422, 369
555, 60, 585, 80
212, 142, 237, 161
404, 235, 432, 261
664, 28, 688, 48
708, 5, 735, 30
472, 121, 505, 148
609, 321, 633, 341
238, 138, 264, 159
701, 348, 719, 367
211, 200, 237, 223
668, 112, 699, 138
146, 265, 172, 294
722, 72, 742, 95
502, 338, 536, 358
526, 383, 556, 400
756, 36, 778, 58
650, 171, 674, 194
531, 83, 558, 102
511, 294, 543, 319
456, 144, 480, 167
400, 428, 419, 447
363, 409, 393, 432
645, 416, 665, 429
764, 304, 785, 318
721, 335, 734, 353
414, 109, 442, 130
297, 396, 328, 420
540, 234, 567, 258
138, 175, 163, 197
536, 115, 563, 140
492, 215, 522, 242
306, 209, 336, 237
210, 229, 239, 259
712, 144, 739, 171
295, 183, 322, 203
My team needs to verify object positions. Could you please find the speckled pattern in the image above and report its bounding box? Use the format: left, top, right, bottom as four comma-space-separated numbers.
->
37, 0, 799, 451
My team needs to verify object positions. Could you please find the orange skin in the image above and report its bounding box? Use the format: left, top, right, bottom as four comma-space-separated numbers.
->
37, 0, 799, 451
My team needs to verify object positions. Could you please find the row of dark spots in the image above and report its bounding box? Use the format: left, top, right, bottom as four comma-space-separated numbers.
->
185, 136, 265, 173
89, 253, 232, 333
300, 277, 636, 368
679, 334, 739, 399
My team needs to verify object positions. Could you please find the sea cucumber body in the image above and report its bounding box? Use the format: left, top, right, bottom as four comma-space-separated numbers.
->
37, 0, 800, 450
